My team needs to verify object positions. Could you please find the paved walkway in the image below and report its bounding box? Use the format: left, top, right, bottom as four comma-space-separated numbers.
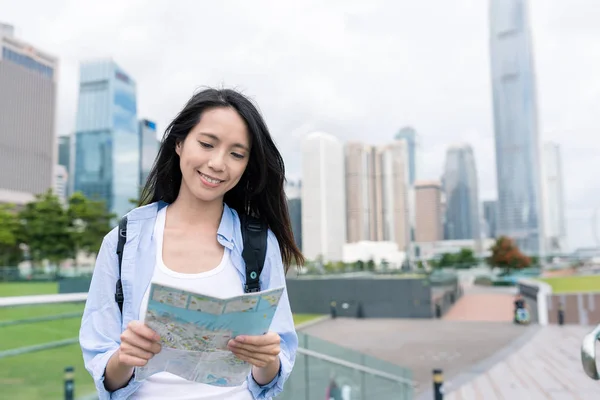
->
443, 325, 598, 399
300, 317, 529, 394
444, 287, 516, 322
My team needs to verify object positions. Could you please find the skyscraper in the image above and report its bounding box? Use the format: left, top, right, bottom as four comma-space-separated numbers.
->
542, 142, 567, 253
57, 135, 71, 197
394, 127, 418, 185
414, 181, 443, 243
0, 24, 58, 205
489, 0, 544, 255
285, 180, 302, 252
483, 200, 498, 238
345, 142, 377, 243
443, 144, 481, 241
301, 132, 346, 262
73, 60, 139, 219
139, 119, 158, 189
376, 141, 411, 250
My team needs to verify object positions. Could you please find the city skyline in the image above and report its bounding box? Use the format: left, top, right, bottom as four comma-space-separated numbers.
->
1, 0, 599, 250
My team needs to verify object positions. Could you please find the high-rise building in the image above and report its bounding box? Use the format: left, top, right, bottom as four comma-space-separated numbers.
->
345, 142, 377, 243
483, 200, 498, 239
301, 132, 346, 262
139, 119, 158, 189
414, 181, 443, 242
489, 0, 544, 255
0, 24, 58, 205
542, 142, 567, 253
375, 141, 411, 250
394, 127, 418, 185
54, 165, 68, 204
73, 60, 139, 219
443, 144, 481, 241
57, 135, 71, 197
285, 180, 302, 252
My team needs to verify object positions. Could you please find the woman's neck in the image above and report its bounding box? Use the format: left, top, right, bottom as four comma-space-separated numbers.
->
167, 186, 224, 230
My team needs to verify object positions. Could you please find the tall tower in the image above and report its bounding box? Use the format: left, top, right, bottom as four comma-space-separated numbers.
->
0, 24, 58, 204
443, 144, 481, 241
73, 59, 139, 218
301, 132, 346, 262
541, 142, 567, 253
489, 0, 544, 255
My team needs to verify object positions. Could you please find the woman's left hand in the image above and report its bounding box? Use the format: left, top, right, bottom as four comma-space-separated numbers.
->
228, 331, 281, 368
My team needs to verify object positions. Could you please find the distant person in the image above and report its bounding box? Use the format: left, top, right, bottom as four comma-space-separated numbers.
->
514, 293, 529, 324
79, 88, 304, 399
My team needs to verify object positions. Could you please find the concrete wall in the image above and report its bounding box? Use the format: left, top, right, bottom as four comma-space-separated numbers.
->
547, 292, 600, 325
287, 277, 461, 319
61, 274, 463, 320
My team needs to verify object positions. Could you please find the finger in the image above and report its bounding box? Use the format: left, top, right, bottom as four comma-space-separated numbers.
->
232, 352, 271, 368
118, 352, 150, 367
234, 332, 280, 347
228, 341, 280, 356
121, 342, 155, 361
121, 330, 162, 354
229, 346, 278, 365
128, 321, 160, 342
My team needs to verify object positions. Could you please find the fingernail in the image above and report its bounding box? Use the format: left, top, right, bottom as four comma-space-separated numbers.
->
236, 336, 245, 343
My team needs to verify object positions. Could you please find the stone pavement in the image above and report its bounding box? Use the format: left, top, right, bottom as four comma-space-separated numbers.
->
443, 286, 517, 322
443, 325, 599, 400
300, 317, 530, 395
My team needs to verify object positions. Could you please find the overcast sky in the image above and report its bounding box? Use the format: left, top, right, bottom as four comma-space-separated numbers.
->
2, 0, 599, 250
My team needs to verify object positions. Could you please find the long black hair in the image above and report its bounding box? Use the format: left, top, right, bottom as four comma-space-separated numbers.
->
140, 87, 304, 270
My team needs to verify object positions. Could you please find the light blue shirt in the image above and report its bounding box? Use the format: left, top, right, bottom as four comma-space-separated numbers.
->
79, 201, 297, 400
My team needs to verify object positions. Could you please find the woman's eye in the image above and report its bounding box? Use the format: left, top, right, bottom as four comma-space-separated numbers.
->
232, 152, 244, 159
199, 142, 213, 148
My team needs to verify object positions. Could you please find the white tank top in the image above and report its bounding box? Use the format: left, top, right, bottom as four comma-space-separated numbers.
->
131, 206, 253, 400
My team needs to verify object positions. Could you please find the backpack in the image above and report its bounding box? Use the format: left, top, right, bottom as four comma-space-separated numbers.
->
114, 212, 268, 314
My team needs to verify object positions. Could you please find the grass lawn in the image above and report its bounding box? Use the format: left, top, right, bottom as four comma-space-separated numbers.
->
0, 282, 324, 399
539, 275, 600, 293
0, 282, 58, 297
293, 313, 323, 325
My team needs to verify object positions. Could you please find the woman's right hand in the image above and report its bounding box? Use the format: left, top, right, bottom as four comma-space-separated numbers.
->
117, 321, 162, 367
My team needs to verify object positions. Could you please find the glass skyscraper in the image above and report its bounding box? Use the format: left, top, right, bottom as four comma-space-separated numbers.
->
394, 127, 417, 186
443, 144, 481, 241
139, 119, 158, 189
74, 60, 139, 219
489, 0, 544, 255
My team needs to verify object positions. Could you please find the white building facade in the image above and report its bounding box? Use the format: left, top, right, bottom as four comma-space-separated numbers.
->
301, 132, 346, 262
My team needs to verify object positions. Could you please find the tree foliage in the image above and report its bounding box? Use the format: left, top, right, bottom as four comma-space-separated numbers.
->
0, 203, 22, 265
68, 192, 115, 257
19, 190, 73, 265
487, 236, 531, 272
0, 190, 114, 268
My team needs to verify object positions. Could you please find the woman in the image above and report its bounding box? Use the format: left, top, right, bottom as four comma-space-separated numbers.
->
79, 88, 303, 400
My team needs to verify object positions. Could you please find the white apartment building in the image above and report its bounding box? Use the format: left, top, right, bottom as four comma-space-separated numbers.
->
301, 132, 346, 262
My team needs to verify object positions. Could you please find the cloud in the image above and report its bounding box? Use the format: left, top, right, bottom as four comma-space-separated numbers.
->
1, 0, 599, 250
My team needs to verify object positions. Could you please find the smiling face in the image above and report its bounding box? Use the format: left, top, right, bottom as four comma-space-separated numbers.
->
175, 107, 251, 205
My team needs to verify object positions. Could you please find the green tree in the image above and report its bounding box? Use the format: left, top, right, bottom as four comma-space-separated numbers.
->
437, 253, 458, 267
487, 236, 531, 273
0, 203, 23, 266
19, 190, 73, 268
456, 248, 477, 269
67, 192, 114, 259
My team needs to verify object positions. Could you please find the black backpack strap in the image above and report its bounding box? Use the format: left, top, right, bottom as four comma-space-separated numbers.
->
115, 216, 127, 314
240, 214, 268, 293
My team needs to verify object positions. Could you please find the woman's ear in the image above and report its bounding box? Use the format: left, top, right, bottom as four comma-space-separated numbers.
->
175, 140, 182, 156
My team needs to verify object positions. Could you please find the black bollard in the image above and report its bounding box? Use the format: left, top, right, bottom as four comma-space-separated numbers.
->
433, 368, 443, 400
64, 366, 74, 400
330, 301, 337, 319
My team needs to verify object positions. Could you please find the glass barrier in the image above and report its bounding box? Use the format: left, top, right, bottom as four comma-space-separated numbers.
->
279, 333, 414, 399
